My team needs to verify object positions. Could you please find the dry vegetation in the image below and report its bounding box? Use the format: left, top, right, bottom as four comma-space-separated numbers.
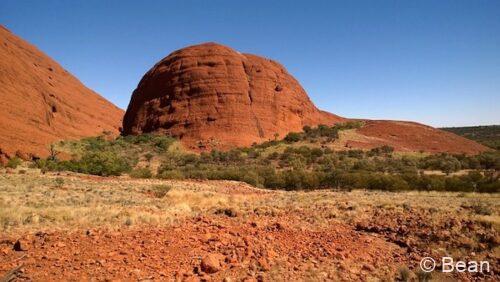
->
0, 167, 498, 280
0, 170, 261, 233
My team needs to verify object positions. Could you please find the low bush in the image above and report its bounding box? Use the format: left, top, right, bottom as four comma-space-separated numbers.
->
130, 167, 153, 179
157, 169, 184, 180
151, 185, 172, 198
284, 132, 302, 143
54, 177, 65, 188
32, 129, 499, 193
471, 203, 493, 215
35, 151, 131, 176
6, 157, 22, 169
74, 151, 131, 176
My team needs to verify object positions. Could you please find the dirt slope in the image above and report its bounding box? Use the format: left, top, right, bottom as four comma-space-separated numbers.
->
346, 120, 489, 155
0, 25, 123, 160
123, 42, 344, 150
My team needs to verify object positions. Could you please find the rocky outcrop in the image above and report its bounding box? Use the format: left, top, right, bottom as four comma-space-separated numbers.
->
0, 25, 124, 159
123, 42, 489, 154
123, 43, 343, 150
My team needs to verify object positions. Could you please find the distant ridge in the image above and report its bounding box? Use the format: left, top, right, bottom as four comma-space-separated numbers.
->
441, 125, 500, 150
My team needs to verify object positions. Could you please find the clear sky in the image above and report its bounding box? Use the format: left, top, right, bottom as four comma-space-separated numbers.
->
1, 0, 499, 127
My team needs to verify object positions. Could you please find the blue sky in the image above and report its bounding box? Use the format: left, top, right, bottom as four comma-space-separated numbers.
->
1, 0, 499, 127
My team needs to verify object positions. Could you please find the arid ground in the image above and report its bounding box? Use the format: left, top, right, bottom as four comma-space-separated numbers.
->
0, 168, 498, 281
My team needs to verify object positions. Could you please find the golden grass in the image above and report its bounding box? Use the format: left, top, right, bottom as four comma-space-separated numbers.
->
0, 170, 258, 233
0, 168, 498, 235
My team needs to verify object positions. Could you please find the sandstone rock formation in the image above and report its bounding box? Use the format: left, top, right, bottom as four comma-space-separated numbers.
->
123, 43, 344, 149
0, 25, 124, 159
123, 42, 488, 154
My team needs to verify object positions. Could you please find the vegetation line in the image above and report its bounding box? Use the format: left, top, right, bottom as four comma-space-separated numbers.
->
7, 122, 497, 193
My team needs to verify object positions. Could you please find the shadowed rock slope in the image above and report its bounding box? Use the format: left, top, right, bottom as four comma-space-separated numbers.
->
0, 26, 124, 161
124, 42, 488, 154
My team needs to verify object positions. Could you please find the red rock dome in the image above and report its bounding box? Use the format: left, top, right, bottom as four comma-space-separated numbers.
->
123, 43, 343, 149
123, 42, 489, 155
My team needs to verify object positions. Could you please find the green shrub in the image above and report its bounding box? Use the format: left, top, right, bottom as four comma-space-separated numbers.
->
6, 157, 22, 169
157, 169, 184, 180
281, 169, 321, 190
477, 151, 500, 170
284, 132, 302, 143
365, 174, 410, 191
471, 203, 492, 215
82, 136, 108, 151
32, 132, 500, 193
347, 150, 364, 159
368, 145, 394, 156
258, 166, 283, 189
240, 170, 261, 187
130, 167, 153, 179
37, 151, 132, 176
419, 154, 462, 173
151, 185, 172, 198
144, 153, 154, 162
154, 136, 175, 151
54, 177, 65, 188
77, 151, 131, 176
336, 120, 365, 130
34, 159, 59, 173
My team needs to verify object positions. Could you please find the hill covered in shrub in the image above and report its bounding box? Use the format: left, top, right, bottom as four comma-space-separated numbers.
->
30, 123, 500, 193
441, 125, 500, 150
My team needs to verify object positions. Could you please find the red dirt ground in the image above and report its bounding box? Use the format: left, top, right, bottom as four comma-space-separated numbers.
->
0, 173, 497, 281
350, 120, 490, 155
0, 216, 406, 281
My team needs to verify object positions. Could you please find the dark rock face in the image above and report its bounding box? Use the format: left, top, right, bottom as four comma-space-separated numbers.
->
123, 43, 343, 149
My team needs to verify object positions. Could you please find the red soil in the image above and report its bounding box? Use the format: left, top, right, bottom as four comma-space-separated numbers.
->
0, 174, 496, 280
0, 216, 405, 281
0, 25, 124, 160
350, 120, 489, 155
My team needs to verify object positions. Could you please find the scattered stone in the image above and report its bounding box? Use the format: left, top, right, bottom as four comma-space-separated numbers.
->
215, 208, 238, 218
201, 254, 223, 274
200, 233, 214, 243
13, 240, 27, 251
257, 257, 271, 271
1, 247, 10, 255
54, 242, 66, 248
362, 264, 375, 272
